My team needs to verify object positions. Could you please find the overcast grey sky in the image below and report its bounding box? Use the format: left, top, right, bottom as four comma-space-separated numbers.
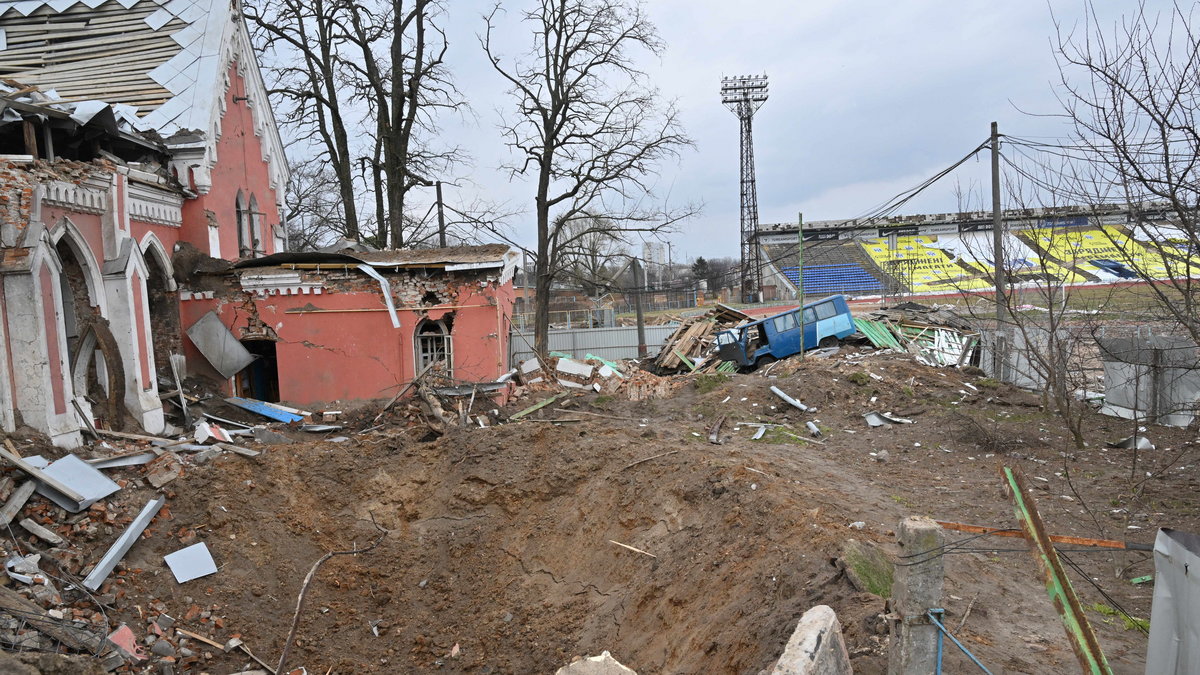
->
422, 1, 1156, 263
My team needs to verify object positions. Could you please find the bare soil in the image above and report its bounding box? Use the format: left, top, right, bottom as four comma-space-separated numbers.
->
8, 349, 1197, 674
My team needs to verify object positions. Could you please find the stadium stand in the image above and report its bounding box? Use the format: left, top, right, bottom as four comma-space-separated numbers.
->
1020, 225, 1180, 281
763, 238, 890, 297
859, 235, 994, 293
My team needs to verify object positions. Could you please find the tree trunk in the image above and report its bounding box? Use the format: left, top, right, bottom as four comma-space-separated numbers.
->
534, 168, 552, 359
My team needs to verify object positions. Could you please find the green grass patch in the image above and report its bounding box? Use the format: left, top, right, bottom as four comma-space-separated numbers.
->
1088, 602, 1150, 631
842, 541, 893, 598
847, 371, 871, 386
694, 374, 730, 394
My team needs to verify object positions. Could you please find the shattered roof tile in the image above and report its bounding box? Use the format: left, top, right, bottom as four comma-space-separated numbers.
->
0, 0, 233, 134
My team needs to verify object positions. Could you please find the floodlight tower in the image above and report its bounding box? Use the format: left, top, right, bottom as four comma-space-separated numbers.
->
721, 74, 768, 302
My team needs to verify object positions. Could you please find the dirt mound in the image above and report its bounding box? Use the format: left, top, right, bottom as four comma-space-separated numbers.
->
141, 421, 885, 673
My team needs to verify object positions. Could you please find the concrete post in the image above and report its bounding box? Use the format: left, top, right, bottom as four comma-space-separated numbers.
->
888, 516, 944, 675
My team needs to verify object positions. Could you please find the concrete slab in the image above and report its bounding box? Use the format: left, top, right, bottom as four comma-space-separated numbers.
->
555, 651, 636, 675
770, 605, 852, 675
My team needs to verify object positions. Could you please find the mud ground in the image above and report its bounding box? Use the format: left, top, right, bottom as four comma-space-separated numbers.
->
9, 349, 1193, 673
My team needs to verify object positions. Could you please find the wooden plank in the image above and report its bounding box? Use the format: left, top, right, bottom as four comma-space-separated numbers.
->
0, 482, 36, 527
0, 585, 105, 653
510, 392, 570, 420
0, 448, 85, 504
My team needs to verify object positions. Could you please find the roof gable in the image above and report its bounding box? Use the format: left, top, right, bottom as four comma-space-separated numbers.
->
0, 0, 289, 206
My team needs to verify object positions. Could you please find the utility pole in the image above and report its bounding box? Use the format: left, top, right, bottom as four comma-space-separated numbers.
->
797, 214, 805, 359
633, 258, 647, 358
991, 122, 1006, 323
436, 180, 447, 248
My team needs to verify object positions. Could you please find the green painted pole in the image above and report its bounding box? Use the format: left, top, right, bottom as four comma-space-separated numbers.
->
1003, 467, 1112, 675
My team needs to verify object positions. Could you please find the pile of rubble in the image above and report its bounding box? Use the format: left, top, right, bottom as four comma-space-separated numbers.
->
852, 302, 980, 368
514, 355, 683, 402
0, 426, 286, 673
653, 304, 752, 373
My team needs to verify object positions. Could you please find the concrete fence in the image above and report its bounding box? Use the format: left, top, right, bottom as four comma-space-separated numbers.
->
510, 325, 677, 365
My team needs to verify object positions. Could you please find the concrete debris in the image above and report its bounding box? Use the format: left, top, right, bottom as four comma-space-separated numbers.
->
164, 542, 218, 583
768, 605, 852, 674
555, 650, 638, 674
6, 553, 48, 585
194, 421, 233, 444
18, 518, 64, 546
145, 453, 184, 489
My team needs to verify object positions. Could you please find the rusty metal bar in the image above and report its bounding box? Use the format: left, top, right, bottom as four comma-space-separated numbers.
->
935, 520, 1152, 551
1002, 467, 1112, 675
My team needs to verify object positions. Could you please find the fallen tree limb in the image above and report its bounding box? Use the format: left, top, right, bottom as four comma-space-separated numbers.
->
620, 450, 678, 471
276, 517, 388, 674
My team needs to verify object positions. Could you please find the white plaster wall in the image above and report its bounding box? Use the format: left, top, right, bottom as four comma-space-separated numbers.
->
103, 257, 165, 435
6, 251, 82, 448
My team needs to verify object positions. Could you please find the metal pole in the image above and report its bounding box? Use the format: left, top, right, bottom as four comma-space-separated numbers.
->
797, 215, 804, 359
634, 258, 647, 358
991, 122, 1006, 323
436, 180, 447, 248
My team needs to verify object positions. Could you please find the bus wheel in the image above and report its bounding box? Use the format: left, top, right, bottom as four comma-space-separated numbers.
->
755, 355, 777, 370
819, 336, 839, 349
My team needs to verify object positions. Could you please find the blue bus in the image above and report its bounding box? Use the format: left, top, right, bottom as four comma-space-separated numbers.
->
714, 294, 856, 370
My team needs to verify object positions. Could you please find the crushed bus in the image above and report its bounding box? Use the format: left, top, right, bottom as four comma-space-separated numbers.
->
714, 295, 856, 370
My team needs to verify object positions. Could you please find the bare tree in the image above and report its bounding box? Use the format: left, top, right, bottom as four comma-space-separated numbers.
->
246, 0, 461, 249
285, 156, 346, 250
482, 0, 694, 357
1051, 0, 1200, 341
557, 213, 628, 294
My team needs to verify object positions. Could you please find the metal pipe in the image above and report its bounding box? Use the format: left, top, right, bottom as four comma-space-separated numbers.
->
927, 609, 992, 674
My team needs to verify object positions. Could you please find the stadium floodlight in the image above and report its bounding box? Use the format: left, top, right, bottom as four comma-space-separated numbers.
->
721, 74, 769, 301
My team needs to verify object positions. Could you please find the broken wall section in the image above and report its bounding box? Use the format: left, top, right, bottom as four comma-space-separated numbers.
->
178, 258, 515, 408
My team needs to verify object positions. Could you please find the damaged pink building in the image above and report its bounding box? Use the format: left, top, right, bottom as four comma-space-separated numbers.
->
0, 0, 289, 446
179, 246, 519, 406
0, 0, 517, 446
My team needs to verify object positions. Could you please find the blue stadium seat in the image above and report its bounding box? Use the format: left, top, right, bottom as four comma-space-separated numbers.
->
780, 264, 884, 295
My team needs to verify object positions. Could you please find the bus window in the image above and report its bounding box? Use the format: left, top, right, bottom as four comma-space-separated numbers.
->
772, 312, 797, 333
802, 307, 816, 324
815, 301, 837, 320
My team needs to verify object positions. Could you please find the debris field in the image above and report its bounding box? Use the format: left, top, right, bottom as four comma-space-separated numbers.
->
0, 347, 1189, 673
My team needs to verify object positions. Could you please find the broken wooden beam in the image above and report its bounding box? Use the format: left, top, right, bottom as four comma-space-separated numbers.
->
0, 481, 35, 527
0, 585, 104, 653
510, 392, 570, 420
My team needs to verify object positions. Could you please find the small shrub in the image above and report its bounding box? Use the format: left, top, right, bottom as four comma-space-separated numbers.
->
847, 371, 871, 386
695, 374, 730, 394
976, 377, 1000, 389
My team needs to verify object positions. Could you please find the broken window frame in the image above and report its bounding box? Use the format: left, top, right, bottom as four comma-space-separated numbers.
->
236, 191, 251, 258
415, 319, 453, 377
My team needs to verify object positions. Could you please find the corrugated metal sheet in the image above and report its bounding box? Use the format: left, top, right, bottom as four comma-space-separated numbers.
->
510, 325, 677, 364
